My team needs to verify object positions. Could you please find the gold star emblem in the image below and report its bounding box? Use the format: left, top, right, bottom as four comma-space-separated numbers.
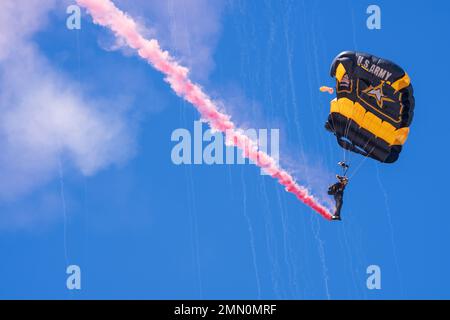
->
362, 83, 395, 108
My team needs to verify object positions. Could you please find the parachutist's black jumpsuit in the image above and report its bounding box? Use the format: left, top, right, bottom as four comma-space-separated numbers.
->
328, 181, 346, 217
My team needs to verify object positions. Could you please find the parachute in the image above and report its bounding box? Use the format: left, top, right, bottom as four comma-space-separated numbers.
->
324, 51, 415, 163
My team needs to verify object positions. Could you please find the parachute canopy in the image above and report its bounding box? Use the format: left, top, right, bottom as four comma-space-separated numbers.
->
325, 51, 415, 163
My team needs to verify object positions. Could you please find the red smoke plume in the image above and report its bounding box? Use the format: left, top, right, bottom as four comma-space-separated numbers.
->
76, 0, 333, 220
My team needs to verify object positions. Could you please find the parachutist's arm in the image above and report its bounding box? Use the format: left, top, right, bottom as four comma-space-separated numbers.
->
328, 183, 339, 195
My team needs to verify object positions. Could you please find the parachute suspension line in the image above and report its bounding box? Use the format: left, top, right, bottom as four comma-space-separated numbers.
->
337, 97, 356, 169
334, 75, 375, 177
342, 103, 353, 165
345, 82, 385, 178
325, 93, 342, 165
345, 128, 377, 179
348, 137, 377, 179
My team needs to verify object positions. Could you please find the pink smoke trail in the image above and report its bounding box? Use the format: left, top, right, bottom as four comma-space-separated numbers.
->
76, 0, 334, 220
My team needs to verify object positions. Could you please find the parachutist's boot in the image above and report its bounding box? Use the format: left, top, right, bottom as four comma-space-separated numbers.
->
331, 215, 341, 221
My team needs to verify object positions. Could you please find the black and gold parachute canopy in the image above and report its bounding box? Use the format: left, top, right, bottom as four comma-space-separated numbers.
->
325, 51, 415, 163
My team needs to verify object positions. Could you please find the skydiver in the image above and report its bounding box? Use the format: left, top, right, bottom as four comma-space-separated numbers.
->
328, 174, 349, 221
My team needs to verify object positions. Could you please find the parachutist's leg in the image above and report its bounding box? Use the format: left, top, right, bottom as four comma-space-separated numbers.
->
334, 197, 343, 218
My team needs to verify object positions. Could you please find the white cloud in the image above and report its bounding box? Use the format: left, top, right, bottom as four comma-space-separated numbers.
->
0, 0, 56, 61
0, 0, 136, 200
0, 0, 225, 224
115, 0, 225, 80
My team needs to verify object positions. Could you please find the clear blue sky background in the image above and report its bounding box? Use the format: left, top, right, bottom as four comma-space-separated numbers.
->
1, 0, 449, 299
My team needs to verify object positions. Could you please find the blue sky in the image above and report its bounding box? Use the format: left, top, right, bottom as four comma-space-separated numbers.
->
0, 0, 449, 299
